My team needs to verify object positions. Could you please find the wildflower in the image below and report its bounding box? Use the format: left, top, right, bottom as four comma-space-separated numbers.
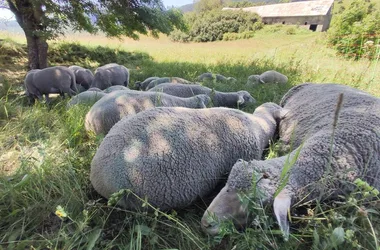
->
55, 205, 68, 219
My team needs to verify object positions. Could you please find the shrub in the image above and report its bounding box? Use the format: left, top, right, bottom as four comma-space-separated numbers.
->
170, 9, 262, 43
328, 0, 380, 60
169, 29, 191, 43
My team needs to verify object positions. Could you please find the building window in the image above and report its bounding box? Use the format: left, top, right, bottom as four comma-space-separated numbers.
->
309, 24, 318, 31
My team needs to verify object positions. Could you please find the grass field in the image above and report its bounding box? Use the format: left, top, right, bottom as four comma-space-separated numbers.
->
0, 25, 379, 249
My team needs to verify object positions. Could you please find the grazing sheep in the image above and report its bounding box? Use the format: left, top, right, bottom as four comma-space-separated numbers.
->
24, 66, 77, 103
201, 83, 380, 239
198, 73, 237, 84
87, 87, 103, 92
91, 63, 130, 90
85, 90, 211, 135
103, 85, 129, 93
247, 70, 288, 86
135, 77, 160, 90
145, 77, 194, 90
90, 102, 287, 210
67, 91, 107, 108
76, 84, 87, 93
148, 83, 255, 108
69, 65, 94, 89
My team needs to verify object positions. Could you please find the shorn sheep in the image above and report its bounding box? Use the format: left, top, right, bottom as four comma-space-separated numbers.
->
85, 90, 211, 135
201, 83, 380, 239
148, 83, 255, 108
247, 70, 288, 85
91, 63, 130, 90
68, 65, 94, 89
67, 91, 106, 108
24, 66, 77, 103
90, 103, 287, 210
145, 77, 194, 90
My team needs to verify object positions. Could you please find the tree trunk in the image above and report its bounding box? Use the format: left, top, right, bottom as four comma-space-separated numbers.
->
7, 0, 48, 70
25, 33, 48, 69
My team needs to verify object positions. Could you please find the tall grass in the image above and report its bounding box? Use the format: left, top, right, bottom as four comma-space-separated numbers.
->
0, 31, 379, 249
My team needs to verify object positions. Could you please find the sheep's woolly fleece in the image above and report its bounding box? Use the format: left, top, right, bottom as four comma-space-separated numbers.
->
202, 83, 380, 237
85, 90, 210, 135
90, 103, 285, 210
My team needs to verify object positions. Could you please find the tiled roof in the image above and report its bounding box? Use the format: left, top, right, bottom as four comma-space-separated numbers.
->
223, 0, 334, 17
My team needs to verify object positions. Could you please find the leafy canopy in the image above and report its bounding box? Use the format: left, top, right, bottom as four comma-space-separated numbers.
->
1, 0, 186, 39
328, 0, 380, 59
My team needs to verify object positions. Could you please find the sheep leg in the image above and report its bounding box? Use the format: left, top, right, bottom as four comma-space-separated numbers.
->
45, 94, 51, 104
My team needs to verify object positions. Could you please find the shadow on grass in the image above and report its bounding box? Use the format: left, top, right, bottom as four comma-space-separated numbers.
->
0, 41, 308, 250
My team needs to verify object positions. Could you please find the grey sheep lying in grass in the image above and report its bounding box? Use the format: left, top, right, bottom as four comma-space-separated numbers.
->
148, 83, 255, 108
103, 85, 129, 93
91, 63, 129, 90
201, 83, 380, 239
90, 103, 287, 210
145, 77, 194, 90
135, 77, 159, 90
198, 73, 237, 84
247, 70, 288, 85
69, 65, 94, 89
67, 91, 107, 108
85, 90, 211, 135
24, 66, 77, 103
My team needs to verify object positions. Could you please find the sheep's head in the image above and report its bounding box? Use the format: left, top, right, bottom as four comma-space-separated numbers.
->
201, 159, 276, 236
247, 75, 261, 85
196, 94, 212, 108
237, 91, 256, 106
253, 102, 289, 123
202, 156, 295, 240
92, 70, 110, 89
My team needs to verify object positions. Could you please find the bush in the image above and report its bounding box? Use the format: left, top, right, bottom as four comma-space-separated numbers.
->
169, 29, 191, 43
169, 10, 262, 43
328, 0, 380, 60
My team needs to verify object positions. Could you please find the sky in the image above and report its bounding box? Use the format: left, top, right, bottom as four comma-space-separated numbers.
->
0, 1, 192, 20
162, 0, 193, 7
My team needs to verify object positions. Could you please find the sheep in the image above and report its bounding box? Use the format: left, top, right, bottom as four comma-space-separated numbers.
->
247, 70, 288, 85
85, 90, 211, 135
201, 83, 380, 239
67, 91, 107, 108
198, 73, 237, 84
90, 102, 288, 211
91, 63, 130, 90
148, 83, 255, 108
87, 87, 103, 92
145, 77, 194, 90
68, 65, 94, 89
103, 85, 129, 93
76, 84, 87, 93
24, 66, 77, 103
135, 77, 159, 90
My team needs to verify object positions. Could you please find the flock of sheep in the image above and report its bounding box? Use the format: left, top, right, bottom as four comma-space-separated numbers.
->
23, 63, 380, 239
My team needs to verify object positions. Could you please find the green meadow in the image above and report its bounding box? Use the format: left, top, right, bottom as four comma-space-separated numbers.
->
0, 24, 379, 249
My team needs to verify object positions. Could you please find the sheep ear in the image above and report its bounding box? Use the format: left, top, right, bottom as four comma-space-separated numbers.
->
273, 190, 291, 241
274, 108, 289, 120
237, 95, 245, 105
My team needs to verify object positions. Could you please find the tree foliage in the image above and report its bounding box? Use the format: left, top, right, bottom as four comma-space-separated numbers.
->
0, 0, 185, 69
170, 9, 262, 42
328, 0, 380, 60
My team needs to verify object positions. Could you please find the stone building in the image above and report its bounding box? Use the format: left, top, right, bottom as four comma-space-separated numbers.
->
223, 0, 334, 32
